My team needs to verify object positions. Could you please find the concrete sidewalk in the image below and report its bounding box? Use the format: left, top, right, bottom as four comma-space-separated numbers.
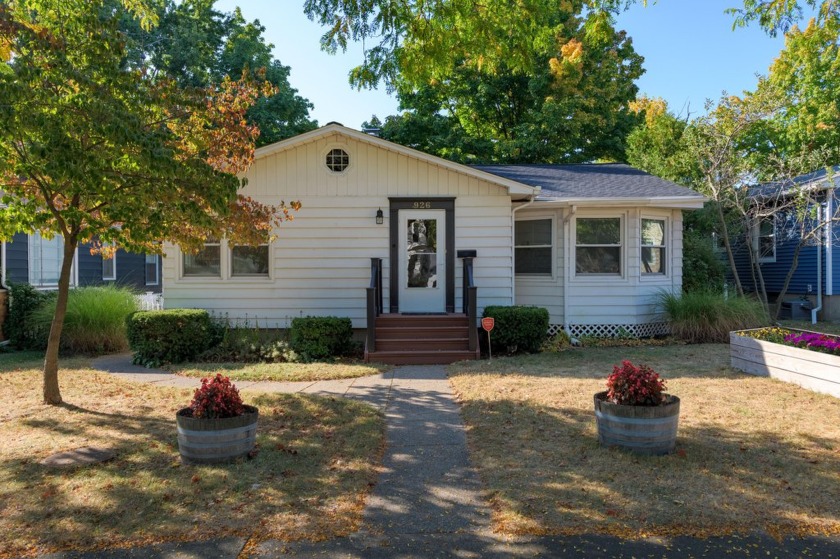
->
35, 357, 840, 558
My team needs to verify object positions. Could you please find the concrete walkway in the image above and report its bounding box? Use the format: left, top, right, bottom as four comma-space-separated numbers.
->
38, 356, 840, 558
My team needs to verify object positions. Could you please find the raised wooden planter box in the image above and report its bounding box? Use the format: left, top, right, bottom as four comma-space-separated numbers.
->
730, 329, 840, 398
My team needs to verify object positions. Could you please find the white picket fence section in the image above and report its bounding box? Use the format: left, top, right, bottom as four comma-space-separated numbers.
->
136, 292, 164, 311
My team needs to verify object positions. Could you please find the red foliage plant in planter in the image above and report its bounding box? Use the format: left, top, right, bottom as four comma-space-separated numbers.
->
606, 360, 667, 406
595, 360, 680, 455
176, 374, 258, 464
188, 373, 245, 419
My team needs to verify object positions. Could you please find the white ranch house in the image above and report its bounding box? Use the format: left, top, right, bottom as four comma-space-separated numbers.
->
162, 124, 705, 363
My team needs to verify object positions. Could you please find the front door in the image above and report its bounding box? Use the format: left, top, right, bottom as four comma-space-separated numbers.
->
398, 209, 446, 313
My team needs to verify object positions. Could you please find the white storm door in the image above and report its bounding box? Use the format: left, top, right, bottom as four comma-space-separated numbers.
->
398, 209, 446, 313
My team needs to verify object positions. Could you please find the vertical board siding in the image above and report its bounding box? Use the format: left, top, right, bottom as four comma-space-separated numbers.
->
163, 135, 514, 327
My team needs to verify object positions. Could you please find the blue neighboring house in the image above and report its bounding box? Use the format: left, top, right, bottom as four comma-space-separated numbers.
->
1, 232, 161, 293
731, 166, 840, 320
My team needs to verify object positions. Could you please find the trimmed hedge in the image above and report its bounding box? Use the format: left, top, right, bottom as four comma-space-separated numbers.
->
127, 309, 217, 367
482, 305, 549, 355
289, 316, 354, 361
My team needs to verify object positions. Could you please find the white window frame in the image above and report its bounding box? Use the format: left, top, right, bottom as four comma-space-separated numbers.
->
102, 243, 116, 281
145, 254, 159, 286
178, 239, 272, 282
324, 146, 351, 174
182, 239, 222, 278
230, 243, 271, 278
753, 215, 776, 264
514, 217, 555, 277
573, 215, 625, 278
28, 232, 76, 288
640, 217, 668, 276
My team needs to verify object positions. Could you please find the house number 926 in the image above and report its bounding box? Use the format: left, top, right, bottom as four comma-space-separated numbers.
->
412, 201, 432, 209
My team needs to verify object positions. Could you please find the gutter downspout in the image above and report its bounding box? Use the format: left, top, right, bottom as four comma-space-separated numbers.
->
1, 241, 8, 290
812, 191, 830, 324
564, 205, 578, 340
510, 194, 537, 305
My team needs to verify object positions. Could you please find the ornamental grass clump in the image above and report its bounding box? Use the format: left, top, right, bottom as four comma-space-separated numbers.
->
188, 374, 245, 419
606, 360, 666, 406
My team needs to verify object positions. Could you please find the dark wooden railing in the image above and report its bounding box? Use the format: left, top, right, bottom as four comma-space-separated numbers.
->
366, 257, 383, 353
462, 256, 478, 352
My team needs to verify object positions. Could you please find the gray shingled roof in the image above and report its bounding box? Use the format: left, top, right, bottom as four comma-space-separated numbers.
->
473, 163, 704, 201
749, 165, 840, 199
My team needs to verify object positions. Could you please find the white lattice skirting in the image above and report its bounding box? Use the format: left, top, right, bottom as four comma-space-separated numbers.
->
547, 322, 670, 339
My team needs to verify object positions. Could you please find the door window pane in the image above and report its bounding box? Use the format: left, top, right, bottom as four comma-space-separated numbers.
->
406, 219, 438, 288
231, 245, 269, 276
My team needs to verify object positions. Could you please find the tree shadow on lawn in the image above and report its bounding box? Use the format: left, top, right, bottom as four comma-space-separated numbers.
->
2, 392, 384, 557
459, 397, 840, 538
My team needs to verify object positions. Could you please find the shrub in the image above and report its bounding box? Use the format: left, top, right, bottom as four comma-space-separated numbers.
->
6, 283, 51, 350
658, 290, 769, 343
33, 285, 138, 355
198, 319, 296, 363
606, 360, 666, 406
682, 232, 725, 294
289, 316, 354, 361
482, 305, 549, 355
127, 309, 217, 367
188, 374, 245, 419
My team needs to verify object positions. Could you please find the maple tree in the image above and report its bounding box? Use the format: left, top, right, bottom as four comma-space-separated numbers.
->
0, 0, 298, 405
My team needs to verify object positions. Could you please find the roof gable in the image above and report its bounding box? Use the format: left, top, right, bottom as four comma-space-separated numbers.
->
254, 124, 538, 197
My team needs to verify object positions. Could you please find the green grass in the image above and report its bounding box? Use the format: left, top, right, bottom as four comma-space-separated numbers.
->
778, 320, 840, 336
32, 285, 139, 354
658, 290, 769, 343
167, 360, 389, 382
448, 345, 840, 539
0, 354, 385, 557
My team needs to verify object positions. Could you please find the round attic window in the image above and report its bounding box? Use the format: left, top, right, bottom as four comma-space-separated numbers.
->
326, 148, 349, 172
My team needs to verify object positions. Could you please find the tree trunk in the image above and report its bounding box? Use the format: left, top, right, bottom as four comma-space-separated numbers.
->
773, 240, 804, 320
42, 235, 77, 405
715, 202, 744, 296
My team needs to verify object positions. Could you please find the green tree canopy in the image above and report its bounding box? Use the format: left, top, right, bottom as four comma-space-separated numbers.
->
122, 0, 317, 145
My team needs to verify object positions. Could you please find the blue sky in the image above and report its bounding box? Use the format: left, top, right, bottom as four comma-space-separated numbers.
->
216, 1, 789, 128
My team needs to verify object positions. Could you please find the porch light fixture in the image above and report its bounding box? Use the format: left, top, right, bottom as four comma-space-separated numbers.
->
376, 208, 384, 225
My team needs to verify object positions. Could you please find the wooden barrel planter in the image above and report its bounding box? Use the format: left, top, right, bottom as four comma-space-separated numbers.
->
175, 405, 259, 464
594, 391, 680, 456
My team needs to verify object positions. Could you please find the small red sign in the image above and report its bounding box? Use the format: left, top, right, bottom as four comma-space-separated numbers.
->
481, 317, 495, 332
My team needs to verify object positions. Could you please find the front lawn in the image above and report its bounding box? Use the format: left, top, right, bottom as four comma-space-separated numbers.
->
449, 344, 840, 539
167, 360, 389, 382
0, 355, 385, 558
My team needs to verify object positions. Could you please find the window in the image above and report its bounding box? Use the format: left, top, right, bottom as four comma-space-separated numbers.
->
29, 232, 66, 287
231, 245, 269, 276
515, 219, 552, 275
145, 254, 159, 286
754, 216, 776, 263
102, 244, 116, 281
325, 148, 349, 172
183, 239, 221, 277
641, 218, 666, 275
575, 217, 622, 275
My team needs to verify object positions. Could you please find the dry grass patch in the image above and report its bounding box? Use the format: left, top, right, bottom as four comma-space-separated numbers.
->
448, 344, 840, 539
0, 354, 384, 558
167, 360, 389, 382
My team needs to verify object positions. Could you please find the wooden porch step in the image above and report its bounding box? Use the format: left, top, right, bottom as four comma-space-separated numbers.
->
365, 349, 479, 365
375, 326, 469, 340
374, 337, 470, 352
375, 314, 469, 328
